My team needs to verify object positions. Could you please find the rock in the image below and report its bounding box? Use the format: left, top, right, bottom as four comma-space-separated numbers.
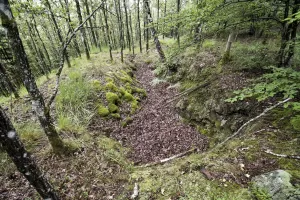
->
251, 170, 300, 200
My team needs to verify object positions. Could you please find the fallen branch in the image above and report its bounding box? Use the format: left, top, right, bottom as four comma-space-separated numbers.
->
161, 78, 217, 107
264, 149, 300, 160
208, 98, 291, 153
130, 183, 139, 199
138, 148, 196, 168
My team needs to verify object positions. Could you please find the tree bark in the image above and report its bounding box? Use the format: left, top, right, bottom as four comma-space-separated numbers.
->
85, 0, 99, 49
0, 106, 60, 200
103, 0, 113, 61
144, 0, 166, 61
75, 0, 91, 60
0, 62, 19, 98
163, 0, 167, 39
123, 0, 132, 51
137, 0, 143, 53
129, 12, 135, 55
176, 0, 180, 47
1, 0, 65, 152
44, 0, 72, 68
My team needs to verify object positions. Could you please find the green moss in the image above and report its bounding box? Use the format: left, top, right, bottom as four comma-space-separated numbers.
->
125, 83, 132, 93
108, 103, 119, 113
251, 185, 272, 200
123, 91, 135, 101
105, 82, 119, 92
131, 99, 139, 113
121, 117, 133, 127
98, 105, 110, 117
119, 87, 127, 95
291, 115, 300, 131
132, 87, 147, 97
105, 77, 114, 82
111, 113, 121, 119
92, 80, 102, 90
106, 92, 119, 104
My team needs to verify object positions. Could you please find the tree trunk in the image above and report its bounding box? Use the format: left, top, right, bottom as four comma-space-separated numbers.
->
144, 2, 150, 52
1, 0, 66, 152
176, 0, 180, 47
0, 62, 19, 98
129, 12, 135, 55
157, 0, 159, 31
123, 0, 132, 51
44, 0, 72, 68
163, 0, 167, 39
75, 0, 91, 60
0, 107, 60, 200
143, 0, 166, 61
62, 0, 82, 57
116, 0, 124, 62
137, 0, 143, 53
103, 0, 113, 61
284, 0, 300, 66
32, 17, 53, 69
85, 0, 99, 49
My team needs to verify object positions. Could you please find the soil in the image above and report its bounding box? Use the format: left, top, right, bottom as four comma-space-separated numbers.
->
90, 62, 208, 164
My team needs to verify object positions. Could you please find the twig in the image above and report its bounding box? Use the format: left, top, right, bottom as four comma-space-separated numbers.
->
264, 149, 300, 160
208, 98, 291, 153
130, 183, 139, 199
46, 2, 104, 108
138, 148, 196, 168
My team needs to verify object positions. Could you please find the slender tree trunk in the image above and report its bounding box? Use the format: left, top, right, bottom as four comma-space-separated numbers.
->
62, 0, 82, 57
75, 0, 91, 60
123, 0, 131, 51
284, 0, 300, 66
85, 0, 99, 49
0, 107, 60, 200
129, 12, 135, 55
144, 0, 166, 61
157, 0, 159, 30
116, 0, 124, 62
32, 17, 53, 69
0, 62, 19, 98
26, 20, 49, 76
176, 0, 180, 47
103, 0, 113, 61
44, 0, 72, 68
137, 0, 143, 53
144, 2, 150, 52
1, 0, 66, 152
163, 0, 167, 39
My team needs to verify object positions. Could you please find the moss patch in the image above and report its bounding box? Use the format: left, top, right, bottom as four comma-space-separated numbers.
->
98, 105, 110, 117
108, 103, 119, 113
106, 92, 119, 104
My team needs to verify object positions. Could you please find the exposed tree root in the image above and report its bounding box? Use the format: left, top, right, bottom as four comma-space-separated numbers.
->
130, 183, 139, 199
264, 149, 300, 160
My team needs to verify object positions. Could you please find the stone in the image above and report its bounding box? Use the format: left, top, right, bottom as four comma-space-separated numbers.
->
251, 170, 300, 200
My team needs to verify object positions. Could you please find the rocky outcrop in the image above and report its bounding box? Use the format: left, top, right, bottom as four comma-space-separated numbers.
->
251, 170, 300, 200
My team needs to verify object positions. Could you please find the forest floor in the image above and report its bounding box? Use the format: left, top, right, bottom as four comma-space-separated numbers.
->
90, 60, 208, 164
1, 39, 299, 200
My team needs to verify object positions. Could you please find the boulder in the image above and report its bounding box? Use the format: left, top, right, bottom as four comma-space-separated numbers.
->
251, 170, 300, 200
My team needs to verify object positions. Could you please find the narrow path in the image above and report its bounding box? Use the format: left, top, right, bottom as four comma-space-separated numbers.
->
112, 63, 208, 164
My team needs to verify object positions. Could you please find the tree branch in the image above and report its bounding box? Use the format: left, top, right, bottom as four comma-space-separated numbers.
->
264, 149, 300, 160
46, 2, 104, 108
209, 98, 291, 153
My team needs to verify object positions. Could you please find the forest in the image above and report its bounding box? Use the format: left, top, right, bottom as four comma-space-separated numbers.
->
0, 0, 300, 199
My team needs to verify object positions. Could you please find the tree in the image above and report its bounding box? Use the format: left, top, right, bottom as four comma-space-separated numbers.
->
143, 0, 166, 61
0, 106, 60, 199
75, 0, 91, 60
1, 0, 66, 152
137, 0, 143, 53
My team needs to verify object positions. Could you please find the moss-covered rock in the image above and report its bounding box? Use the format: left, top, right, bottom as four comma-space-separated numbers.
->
123, 91, 135, 101
106, 92, 119, 104
251, 170, 300, 200
105, 82, 118, 92
108, 103, 119, 113
98, 105, 110, 117
111, 113, 121, 119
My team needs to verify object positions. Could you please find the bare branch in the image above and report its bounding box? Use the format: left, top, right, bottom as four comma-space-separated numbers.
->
209, 98, 292, 153
264, 149, 300, 160
46, 2, 104, 108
